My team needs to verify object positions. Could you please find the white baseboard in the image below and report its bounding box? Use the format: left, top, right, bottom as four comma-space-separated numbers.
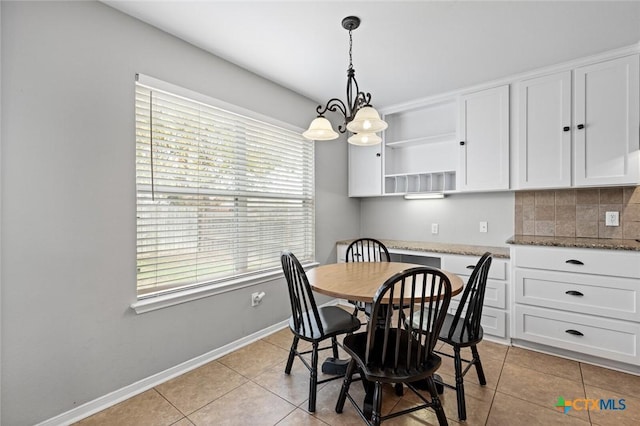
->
38, 320, 290, 426
38, 299, 341, 426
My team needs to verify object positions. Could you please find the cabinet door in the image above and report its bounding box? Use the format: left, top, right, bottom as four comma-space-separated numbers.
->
517, 72, 572, 189
458, 85, 510, 191
348, 143, 382, 197
574, 55, 640, 186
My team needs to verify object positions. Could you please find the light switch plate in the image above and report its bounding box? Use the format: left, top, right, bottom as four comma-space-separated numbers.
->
605, 211, 619, 227
431, 223, 439, 234
479, 221, 488, 233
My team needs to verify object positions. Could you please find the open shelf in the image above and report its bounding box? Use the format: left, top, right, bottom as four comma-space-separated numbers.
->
385, 171, 456, 194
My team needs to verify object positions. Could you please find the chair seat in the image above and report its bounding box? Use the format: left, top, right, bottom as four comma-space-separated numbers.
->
438, 313, 483, 347
290, 305, 361, 341
342, 329, 442, 383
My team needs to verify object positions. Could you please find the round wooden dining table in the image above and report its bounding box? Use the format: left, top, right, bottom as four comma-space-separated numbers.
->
306, 261, 464, 303
306, 261, 465, 415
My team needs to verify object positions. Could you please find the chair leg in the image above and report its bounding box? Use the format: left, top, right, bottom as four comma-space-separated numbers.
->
453, 346, 467, 421
471, 344, 487, 386
308, 342, 319, 412
426, 376, 448, 426
285, 336, 298, 375
331, 336, 339, 359
371, 381, 383, 426
335, 359, 356, 413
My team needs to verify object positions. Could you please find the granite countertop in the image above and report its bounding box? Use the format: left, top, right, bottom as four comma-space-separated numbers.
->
336, 239, 510, 258
506, 235, 640, 251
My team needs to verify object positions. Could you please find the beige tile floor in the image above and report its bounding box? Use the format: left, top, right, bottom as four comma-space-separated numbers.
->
76, 315, 640, 426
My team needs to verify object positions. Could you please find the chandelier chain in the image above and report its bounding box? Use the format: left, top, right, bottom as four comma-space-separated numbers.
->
348, 29, 353, 70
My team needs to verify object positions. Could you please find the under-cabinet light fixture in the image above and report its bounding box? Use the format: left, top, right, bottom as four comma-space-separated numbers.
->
404, 193, 446, 200
302, 16, 387, 145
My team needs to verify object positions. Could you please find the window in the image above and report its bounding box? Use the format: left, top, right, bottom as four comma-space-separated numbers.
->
135, 75, 314, 298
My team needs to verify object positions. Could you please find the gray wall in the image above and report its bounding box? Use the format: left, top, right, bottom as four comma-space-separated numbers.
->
0, 1, 358, 424
360, 192, 515, 247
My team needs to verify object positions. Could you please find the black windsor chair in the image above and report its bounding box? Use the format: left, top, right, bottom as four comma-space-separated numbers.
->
281, 251, 362, 412
336, 266, 452, 426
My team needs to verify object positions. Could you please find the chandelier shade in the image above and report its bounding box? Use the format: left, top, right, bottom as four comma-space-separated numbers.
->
347, 132, 382, 146
302, 116, 339, 140
302, 16, 387, 145
346, 106, 388, 133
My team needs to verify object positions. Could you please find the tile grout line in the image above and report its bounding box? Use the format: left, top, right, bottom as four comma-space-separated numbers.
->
148, 388, 189, 425
482, 345, 510, 425
578, 362, 594, 426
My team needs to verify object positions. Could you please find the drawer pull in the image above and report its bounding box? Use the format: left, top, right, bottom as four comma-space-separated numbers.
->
565, 290, 584, 297
466, 265, 475, 270
565, 259, 584, 265
565, 329, 584, 337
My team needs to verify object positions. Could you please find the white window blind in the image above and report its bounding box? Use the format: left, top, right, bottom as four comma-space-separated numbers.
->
135, 76, 314, 298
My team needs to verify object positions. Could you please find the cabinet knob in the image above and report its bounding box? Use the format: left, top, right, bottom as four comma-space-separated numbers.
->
466, 265, 475, 270
565, 259, 584, 265
565, 290, 584, 297
459, 141, 465, 146
563, 126, 570, 132
376, 153, 381, 157
565, 329, 584, 337
577, 124, 585, 130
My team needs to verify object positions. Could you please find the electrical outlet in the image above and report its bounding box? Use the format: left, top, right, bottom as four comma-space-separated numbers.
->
431, 223, 439, 234
605, 211, 620, 227
479, 221, 488, 233
251, 291, 265, 307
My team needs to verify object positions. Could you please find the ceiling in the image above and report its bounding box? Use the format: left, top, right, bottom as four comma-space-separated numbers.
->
104, 1, 640, 110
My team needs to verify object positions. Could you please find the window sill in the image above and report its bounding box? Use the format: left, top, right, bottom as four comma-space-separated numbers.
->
130, 261, 320, 314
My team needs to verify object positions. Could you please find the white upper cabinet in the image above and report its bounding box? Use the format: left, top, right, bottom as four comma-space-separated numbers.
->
517, 71, 572, 189
348, 46, 640, 197
348, 143, 382, 197
574, 55, 640, 186
458, 85, 510, 191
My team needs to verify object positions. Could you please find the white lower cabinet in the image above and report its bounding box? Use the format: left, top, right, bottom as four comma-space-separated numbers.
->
515, 305, 640, 365
512, 245, 640, 366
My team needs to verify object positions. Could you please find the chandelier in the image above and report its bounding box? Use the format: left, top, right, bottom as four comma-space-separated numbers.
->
302, 16, 388, 146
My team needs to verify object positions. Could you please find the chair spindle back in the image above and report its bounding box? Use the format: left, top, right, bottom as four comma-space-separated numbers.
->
281, 251, 324, 338
366, 267, 452, 372
346, 238, 391, 263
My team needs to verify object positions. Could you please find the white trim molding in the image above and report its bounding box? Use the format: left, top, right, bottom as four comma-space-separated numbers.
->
131, 262, 319, 314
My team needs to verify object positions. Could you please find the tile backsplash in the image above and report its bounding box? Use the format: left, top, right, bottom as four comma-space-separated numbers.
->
514, 187, 640, 239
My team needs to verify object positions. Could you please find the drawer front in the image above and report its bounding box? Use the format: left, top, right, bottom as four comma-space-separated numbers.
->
450, 302, 507, 339
443, 255, 508, 281
452, 279, 506, 309
515, 269, 640, 321
515, 305, 640, 364
513, 245, 640, 278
